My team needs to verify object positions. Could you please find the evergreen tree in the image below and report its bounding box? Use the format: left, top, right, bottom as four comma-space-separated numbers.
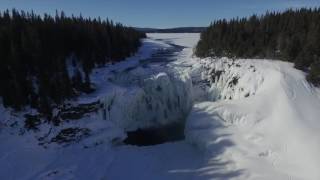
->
0, 9, 146, 113
196, 8, 320, 85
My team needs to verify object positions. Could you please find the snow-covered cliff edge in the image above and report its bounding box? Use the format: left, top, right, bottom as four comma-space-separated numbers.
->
185, 57, 320, 180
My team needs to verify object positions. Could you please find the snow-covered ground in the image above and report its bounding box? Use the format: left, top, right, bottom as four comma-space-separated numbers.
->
1, 33, 320, 180
185, 57, 320, 180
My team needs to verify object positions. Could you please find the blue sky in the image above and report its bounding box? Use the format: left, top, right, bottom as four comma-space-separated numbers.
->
0, 0, 319, 28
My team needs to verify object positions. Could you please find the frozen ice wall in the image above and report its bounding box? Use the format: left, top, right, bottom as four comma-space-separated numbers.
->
100, 71, 193, 131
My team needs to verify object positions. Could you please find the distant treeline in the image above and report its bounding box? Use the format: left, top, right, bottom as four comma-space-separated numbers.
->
196, 8, 320, 85
136, 27, 205, 33
0, 9, 145, 114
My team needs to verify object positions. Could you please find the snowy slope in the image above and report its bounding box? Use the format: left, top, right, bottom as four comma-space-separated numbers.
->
185, 57, 320, 180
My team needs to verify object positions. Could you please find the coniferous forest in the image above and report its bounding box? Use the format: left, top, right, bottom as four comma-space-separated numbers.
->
0, 9, 146, 113
196, 8, 320, 85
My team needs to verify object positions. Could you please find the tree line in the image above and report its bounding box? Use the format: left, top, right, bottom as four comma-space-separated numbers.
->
0, 9, 146, 115
196, 8, 320, 85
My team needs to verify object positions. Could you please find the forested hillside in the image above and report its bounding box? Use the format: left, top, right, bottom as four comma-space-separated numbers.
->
0, 9, 145, 114
196, 8, 320, 85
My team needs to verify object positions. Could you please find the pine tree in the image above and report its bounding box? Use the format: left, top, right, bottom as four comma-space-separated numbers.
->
0, 9, 145, 113
196, 8, 320, 85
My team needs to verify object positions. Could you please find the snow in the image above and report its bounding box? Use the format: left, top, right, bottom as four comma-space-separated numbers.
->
1, 33, 320, 180
185, 58, 320, 180
147, 33, 200, 48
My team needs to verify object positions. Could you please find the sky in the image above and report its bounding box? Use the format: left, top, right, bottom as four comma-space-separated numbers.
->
0, 0, 319, 28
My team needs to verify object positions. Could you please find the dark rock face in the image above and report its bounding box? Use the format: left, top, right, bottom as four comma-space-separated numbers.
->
51, 128, 91, 144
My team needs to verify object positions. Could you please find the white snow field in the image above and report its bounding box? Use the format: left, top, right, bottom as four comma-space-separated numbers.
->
1, 33, 320, 180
